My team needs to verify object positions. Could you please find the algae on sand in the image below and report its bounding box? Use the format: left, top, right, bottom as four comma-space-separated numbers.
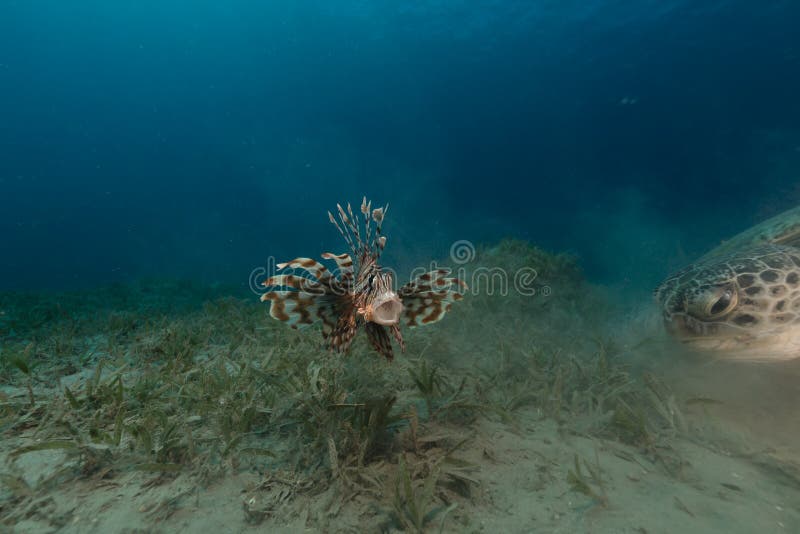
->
1, 243, 799, 533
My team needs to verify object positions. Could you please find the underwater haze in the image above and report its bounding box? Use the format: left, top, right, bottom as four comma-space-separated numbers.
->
4, 2, 800, 533
2, 0, 800, 291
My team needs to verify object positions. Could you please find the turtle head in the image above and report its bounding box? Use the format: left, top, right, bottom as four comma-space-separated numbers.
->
655, 245, 800, 360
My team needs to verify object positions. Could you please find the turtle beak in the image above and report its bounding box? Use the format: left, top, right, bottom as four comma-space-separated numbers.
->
666, 313, 718, 337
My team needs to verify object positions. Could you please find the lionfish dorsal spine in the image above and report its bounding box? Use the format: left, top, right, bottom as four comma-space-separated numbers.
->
335, 202, 366, 257
346, 202, 361, 247
328, 209, 357, 256
371, 204, 388, 257
329, 198, 390, 260
361, 196, 372, 245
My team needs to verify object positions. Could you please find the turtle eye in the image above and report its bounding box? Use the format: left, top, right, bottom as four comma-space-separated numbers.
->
709, 289, 734, 317
685, 284, 738, 320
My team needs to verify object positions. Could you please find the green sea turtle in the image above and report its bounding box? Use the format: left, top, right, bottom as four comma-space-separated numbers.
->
655, 206, 800, 361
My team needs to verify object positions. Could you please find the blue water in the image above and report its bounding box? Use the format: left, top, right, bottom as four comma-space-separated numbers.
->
1, 1, 799, 291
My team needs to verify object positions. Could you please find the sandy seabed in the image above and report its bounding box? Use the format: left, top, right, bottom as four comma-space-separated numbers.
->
1, 240, 798, 533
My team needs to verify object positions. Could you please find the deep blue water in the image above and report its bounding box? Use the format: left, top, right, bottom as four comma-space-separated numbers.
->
1, 1, 799, 292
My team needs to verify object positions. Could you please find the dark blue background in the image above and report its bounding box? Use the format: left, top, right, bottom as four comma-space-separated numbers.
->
1, 1, 799, 292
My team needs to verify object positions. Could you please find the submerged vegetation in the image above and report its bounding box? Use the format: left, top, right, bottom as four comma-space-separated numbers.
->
0, 240, 792, 531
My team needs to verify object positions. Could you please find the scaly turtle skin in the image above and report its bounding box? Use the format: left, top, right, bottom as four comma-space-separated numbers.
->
655, 206, 800, 361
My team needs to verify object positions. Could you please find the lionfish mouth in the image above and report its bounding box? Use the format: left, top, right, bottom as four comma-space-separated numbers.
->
365, 293, 403, 326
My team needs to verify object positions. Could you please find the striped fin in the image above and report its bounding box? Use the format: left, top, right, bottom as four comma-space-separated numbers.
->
316, 296, 344, 340
260, 290, 321, 329
371, 204, 388, 257
399, 272, 468, 327
335, 203, 364, 255
328, 198, 390, 259
400, 270, 467, 297
263, 274, 326, 295
328, 210, 357, 256
262, 253, 347, 331
321, 252, 355, 286
327, 306, 358, 353
365, 322, 394, 361
261, 288, 350, 340
361, 197, 373, 245
345, 202, 363, 250
274, 258, 333, 283
390, 324, 405, 353
405, 269, 456, 289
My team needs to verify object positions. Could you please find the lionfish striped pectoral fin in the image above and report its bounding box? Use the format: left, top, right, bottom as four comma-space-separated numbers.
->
261, 257, 337, 328
320, 252, 355, 287
399, 269, 468, 327
261, 290, 321, 328
326, 303, 358, 353
262, 254, 360, 353
262, 287, 359, 352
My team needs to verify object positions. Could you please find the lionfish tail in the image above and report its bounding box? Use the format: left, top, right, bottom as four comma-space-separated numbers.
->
399, 269, 468, 327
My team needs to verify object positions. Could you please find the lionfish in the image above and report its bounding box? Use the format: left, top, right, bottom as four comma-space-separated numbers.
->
260, 197, 467, 360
